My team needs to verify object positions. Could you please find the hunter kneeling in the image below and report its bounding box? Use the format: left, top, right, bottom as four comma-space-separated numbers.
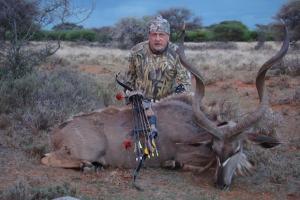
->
124, 15, 191, 140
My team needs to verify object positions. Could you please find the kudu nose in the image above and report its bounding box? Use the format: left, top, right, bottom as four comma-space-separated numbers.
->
215, 182, 230, 191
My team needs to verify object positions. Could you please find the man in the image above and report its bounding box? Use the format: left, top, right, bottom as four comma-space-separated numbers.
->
124, 15, 191, 140
125, 15, 191, 101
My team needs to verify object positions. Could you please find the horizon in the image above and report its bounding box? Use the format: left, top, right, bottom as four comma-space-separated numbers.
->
70, 0, 287, 30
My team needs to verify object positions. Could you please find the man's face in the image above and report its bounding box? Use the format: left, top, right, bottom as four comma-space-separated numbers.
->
148, 31, 170, 53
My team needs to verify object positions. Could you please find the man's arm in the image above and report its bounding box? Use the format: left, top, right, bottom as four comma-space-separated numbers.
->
125, 53, 138, 90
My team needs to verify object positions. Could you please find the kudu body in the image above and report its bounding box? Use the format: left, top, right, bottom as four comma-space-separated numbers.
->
42, 26, 289, 190
42, 96, 215, 169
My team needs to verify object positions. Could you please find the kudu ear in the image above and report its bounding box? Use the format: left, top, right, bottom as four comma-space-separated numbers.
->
247, 133, 281, 148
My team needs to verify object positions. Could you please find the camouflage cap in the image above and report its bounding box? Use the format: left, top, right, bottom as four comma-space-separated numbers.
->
149, 15, 170, 34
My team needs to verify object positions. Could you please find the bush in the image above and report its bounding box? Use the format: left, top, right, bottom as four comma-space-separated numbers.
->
0, 69, 109, 130
31, 31, 47, 41
0, 179, 77, 200
65, 30, 97, 42
65, 30, 82, 41
80, 30, 97, 42
208, 20, 252, 41
275, 0, 300, 42
0, 68, 118, 152
185, 29, 213, 42
249, 30, 258, 41
112, 17, 148, 49
93, 26, 113, 43
44, 31, 67, 41
35, 30, 97, 42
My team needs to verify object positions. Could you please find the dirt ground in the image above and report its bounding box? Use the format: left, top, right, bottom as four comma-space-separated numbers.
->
0, 44, 299, 200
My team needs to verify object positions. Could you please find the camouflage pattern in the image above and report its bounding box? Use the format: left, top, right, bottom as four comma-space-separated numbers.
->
149, 15, 170, 34
125, 41, 191, 100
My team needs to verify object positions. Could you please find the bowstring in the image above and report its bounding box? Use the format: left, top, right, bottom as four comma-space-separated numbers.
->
135, 96, 147, 151
131, 95, 142, 160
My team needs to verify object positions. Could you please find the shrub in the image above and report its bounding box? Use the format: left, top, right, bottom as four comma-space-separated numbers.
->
0, 179, 30, 200
0, 68, 118, 153
245, 143, 300, 194
80, 30, 97, 42
0, 179, 77, 200
30, 31, 47, 41
44, 31, 67, 41
275, 0, 300, 42
65, 30, 82, 41
52, 22, 83, 31
270, 54, 300, 76
0, 69, 110, 130
41, 30, 97, 42
185, 29, 213, 42
208, 20, 252, 41
112, 17, 148, 49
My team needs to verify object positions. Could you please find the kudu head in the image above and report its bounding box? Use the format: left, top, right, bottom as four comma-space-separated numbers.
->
175, 22, 289, 190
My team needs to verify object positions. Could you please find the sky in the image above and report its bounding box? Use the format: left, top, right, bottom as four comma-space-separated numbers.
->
72, 0, 287, 30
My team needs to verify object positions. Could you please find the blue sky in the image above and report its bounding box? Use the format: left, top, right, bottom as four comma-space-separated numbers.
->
73, 0, 287, 30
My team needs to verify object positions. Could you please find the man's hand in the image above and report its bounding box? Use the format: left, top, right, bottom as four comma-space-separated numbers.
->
175, 84, 186, 94
125, 90, 144, 98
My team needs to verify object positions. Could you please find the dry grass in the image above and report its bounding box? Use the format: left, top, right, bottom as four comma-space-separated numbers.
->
0, 40, 299, 200
54, 43, 129, 70
42, 41, 285, 90
49, 41, 288, 87
0, 179, 78, 200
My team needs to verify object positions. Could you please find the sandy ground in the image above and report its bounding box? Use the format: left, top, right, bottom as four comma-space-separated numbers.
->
0, 42, 299, 200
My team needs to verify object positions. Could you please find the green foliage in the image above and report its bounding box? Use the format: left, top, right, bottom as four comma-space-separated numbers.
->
31, 30, 97, 42
31, 31, 47, 41
185, 29, 214, 42
57, 30, 96, 42
29, 20, 261, 43
172, 20, 257, 42
208, 21, 252, 41
80, 30, 97, 41
173, 20, 257, 42
44, 30, 67, 40
249, 30, 258, 40
65, 30, 82, 41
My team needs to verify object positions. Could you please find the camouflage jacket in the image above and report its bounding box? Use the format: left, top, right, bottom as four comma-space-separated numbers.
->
125, 41, 191, 100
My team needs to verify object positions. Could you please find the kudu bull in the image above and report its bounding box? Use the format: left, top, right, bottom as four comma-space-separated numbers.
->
41, 25, 289, 190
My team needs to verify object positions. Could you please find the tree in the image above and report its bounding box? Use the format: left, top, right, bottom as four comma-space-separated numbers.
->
92, 26, 113, 43
158, 7, 202, 41
275, 0, 300, 42
208, 21, 251, 41
0, 0, 47, 78
0, 0, 94, 78
254, 24, 274, 49
52, 22, 83, 31
112, 17, 149, 49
